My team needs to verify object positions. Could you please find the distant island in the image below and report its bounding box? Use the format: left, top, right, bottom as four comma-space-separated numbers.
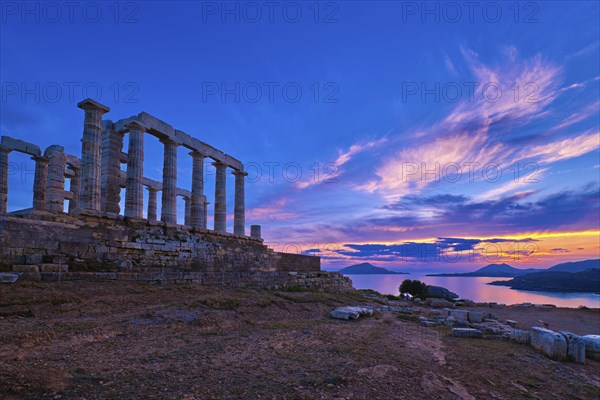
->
338, 262, 408, 275
490, 268, 600, 293
426, 263, 543, 277
426, 259, 600, 278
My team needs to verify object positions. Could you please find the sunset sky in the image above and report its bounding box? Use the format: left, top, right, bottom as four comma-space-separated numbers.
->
1, 1, 598, 272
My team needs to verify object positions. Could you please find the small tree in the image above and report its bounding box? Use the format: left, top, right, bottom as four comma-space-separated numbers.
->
399, 279, 428, 298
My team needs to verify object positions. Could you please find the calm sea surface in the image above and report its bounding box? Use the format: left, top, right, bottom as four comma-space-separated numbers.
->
345, 274, 600, 308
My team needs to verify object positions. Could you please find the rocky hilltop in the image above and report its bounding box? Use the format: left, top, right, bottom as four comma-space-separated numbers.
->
338, 263, 407, 275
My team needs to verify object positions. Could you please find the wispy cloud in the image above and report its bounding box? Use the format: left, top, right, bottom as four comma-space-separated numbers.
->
295, 138, 387, 189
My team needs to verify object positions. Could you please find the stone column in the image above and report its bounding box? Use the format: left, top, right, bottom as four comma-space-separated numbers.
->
0, 147, 10, 214
250, 225, 261, 240
68, 165, 80, 213
45, 146, 67, 212
77, 99, 110, 212
190, 151, 205, 228
32, 155, 49, 210
101, 122, 124, 214
232, 170, 247, 236
202, 195, 209, 229
147, 187, 158, 221
124, 122, 145, 219
160, 138, 178, 224
213, 161, 227, 232
184, 196, 191, 226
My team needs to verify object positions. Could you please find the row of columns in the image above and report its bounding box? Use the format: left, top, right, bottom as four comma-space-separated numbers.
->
0, 99, 250, 238
0, 143, 81, 214
77, 99, 247, 235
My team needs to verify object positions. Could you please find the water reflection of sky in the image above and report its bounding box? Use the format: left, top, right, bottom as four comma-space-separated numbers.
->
346, 274, 600, 308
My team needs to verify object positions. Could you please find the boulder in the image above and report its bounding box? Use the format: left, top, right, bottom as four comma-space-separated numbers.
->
449, 309, 468, 322
505, 319, 518, 328
510, 329, 531, 344
427, 285, 459, 299
531, 327, 567, 360
581, 335, 600, 355
473, 321, 513, 337
330, 306, 374, 320
560, 331, 585, 363
452, 328, 483, 338
429, 298, 453, 308
467, 311, 483, 323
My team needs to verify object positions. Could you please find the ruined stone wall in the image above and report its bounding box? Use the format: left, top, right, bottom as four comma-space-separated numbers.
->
0, 211, 320, 287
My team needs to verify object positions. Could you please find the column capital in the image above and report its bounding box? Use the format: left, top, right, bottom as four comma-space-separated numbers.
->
189, 150, 207, 159
77, 98, 110, 114
146, 186, 159, 193
159, 137, 179, 147
232, 169, 248, 177
0, 146, 11, 154
212, 160, 226, 167
125, 120, 147, 132
31, 155, 49, 163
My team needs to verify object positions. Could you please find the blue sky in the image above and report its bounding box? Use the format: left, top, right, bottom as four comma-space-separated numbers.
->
1, 1, 599, 272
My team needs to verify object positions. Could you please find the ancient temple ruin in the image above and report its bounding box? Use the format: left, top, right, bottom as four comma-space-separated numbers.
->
0, 99, 338, 288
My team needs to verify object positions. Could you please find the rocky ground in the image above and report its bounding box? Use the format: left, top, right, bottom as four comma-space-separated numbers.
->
1, 281, 599, 399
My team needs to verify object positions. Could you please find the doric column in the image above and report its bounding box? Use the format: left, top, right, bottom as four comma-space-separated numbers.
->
124, 121, 145, 219
232, 170, 247, 236
45, 146, 67, 212
184, 196, 191, 226
68, 165, 80, 213
0, 147, 10, 214
190, 151, 205, 228
101, 122, 124, 214
202, 195, 209, 229
213, 161, 227, 232
160, 138, 178, 224
147, 187, 158, 221
77, 99, 110, 212
32, 155, 49, 210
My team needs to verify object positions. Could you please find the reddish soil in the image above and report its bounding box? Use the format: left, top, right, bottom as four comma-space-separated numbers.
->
1, 281, 599, 399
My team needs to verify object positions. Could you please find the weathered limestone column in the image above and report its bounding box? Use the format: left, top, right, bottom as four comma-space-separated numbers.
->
32, 155, 49, 210
184, 196, 191, 226
251, 225, 261, 240
101, 122, 124, 214
202, 195, 209, 229
77, 99, 109, 212
190, 151, 205, 228
124, 122, 145, 219
160, 138, 178, 224
146, 187, 158, 221
45, 146, 67, 212
68, 165, 80, 213
0, 147, 11, 214
213, 161, 227, 232
232, 170, 247, 236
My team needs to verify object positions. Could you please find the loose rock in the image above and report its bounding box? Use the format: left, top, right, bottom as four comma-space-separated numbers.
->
452, 328, 483, 338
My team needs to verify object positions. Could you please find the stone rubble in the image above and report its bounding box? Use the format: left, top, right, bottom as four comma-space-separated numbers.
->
330, 306, 375, 320
451, 328, 483, 338
359, 293, 598, 364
